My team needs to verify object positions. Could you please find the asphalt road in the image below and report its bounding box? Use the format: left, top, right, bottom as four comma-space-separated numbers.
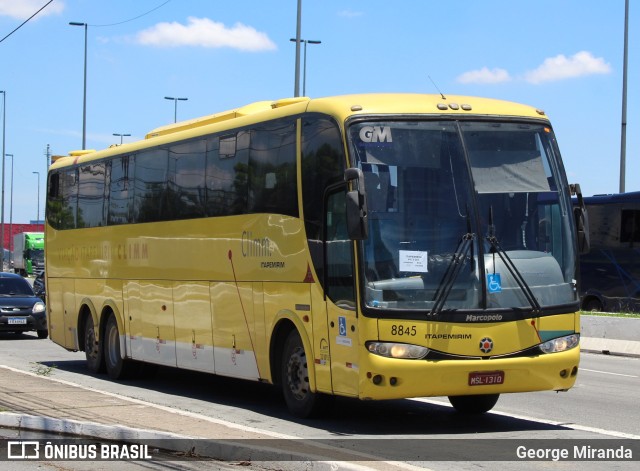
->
1, 332, 638, 470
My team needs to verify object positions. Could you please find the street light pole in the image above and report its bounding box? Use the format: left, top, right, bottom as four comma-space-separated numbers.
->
619, 0, 629, 193
1, 90, 5, 270
113, 133, 131, 145
290, 38, 321, 96
5, 154, 13, 253
70, 22, 88, 150
293, 0, 302, 97
164, 96, 188, 123
33, 172, 40, 224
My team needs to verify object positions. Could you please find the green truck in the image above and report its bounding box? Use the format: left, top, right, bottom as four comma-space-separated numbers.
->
12, 232, 45, 276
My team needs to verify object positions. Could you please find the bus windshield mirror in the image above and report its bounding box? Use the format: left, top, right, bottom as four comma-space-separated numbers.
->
570, 183, 590, 254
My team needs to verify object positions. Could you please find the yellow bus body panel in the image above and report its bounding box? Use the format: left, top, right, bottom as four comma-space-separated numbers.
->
45, 93, 577, 404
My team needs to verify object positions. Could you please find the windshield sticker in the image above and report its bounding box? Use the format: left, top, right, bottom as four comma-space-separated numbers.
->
399, 250, 429, 273
487, 273, 502, 293
359, 126, 393, 143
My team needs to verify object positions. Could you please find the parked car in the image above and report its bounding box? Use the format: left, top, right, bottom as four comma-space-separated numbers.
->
33, 270, 46, 301
0, 272, 47, 339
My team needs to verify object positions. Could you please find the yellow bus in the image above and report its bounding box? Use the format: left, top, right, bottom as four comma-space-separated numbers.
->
45, 94, 589, 417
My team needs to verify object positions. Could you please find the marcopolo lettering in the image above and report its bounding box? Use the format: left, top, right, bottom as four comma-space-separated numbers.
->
359, 126, 393, 143
465, 314, 503, 322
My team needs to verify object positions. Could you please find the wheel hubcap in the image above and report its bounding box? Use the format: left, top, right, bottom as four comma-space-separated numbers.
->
287, 346, 309, 400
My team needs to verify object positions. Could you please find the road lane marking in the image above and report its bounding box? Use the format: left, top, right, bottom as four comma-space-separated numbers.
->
580, 368, 638, 378
410, 397, 640, 439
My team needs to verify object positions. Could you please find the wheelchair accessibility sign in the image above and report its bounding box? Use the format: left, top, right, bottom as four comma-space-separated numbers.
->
487, 273, 502, 293
336, 316, 352, 346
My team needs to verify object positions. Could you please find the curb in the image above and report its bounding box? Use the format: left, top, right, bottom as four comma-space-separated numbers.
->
581, 315, 640, 357
0, 412, 381, 471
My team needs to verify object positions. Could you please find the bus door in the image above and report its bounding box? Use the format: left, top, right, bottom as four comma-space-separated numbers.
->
324, 190, 359, 396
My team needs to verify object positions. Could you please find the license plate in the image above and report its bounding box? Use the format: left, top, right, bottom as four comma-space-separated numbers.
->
469, 371, 504, 386
7, 318, 27, 325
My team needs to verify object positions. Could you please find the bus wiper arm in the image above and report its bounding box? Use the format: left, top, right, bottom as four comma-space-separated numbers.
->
430, 232, 475, 316
485, 234, 541, 314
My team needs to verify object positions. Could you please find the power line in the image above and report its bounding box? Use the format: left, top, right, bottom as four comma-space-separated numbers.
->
90, 0, 172, 27
0, 0, 54, 44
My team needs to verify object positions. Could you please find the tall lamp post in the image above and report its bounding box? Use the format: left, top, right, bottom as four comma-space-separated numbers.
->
289, 38, 321, 96
113, 133, 130, 144
5, 154, 13, 254
619, 0, 629, 193
1, 90, 6, 270
293, 0, 302, 97
33, 172, 40, 225
69, 22, 88, 150
164, 96, 188, 123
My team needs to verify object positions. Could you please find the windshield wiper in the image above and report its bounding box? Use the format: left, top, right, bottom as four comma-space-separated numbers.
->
431, 212, 476, 316
430, 233, 475, 316
486, 207, 541, 313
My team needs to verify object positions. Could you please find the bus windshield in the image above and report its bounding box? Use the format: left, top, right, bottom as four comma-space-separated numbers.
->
348, 120, 577, 314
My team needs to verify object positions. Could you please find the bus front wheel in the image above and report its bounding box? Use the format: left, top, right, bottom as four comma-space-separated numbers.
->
281, 330, 325, 418
582, 298, 603, 312
104, 315, 134, 380
448, 394, 499, 414
84, 314, 104, 373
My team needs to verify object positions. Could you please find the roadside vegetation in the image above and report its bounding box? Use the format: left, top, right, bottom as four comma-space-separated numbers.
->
581, 311, 640, 319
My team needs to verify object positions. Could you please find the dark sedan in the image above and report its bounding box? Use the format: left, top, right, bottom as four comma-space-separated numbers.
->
0, 272, 47, 339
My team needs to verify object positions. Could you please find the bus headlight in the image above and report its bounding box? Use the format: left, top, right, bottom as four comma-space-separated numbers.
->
367, 342, 429, 359
539, 334, 579, 354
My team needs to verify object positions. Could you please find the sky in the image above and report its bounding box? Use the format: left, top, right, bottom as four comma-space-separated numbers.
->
0, 0, 637, 224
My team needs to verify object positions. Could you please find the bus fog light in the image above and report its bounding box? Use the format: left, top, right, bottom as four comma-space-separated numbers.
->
540, 334, 579, 354
367, 341, 428, 359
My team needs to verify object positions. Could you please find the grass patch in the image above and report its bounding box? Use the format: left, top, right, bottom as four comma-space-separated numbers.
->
30, 362, 57, 376
581, 311, 640, 319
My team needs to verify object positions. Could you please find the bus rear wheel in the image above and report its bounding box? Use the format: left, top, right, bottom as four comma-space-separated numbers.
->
448, 394, 499, 414
84, 314, 104, 373
104, 315, 134, 380
281, 330, 325, 418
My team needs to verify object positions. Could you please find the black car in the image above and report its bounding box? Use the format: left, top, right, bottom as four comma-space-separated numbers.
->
0, 272, 47, 339
33, 271, 46, 300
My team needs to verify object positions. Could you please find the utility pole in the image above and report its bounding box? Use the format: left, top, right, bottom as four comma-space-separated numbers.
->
619, 0, 629, 193
293, 0, 302, 97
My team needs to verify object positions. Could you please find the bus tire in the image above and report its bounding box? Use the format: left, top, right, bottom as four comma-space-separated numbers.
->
582, 298, 603, 312
448, 394, 499, 414
84, 314, 104, 373
104, 314, 134, 380
281, 330, 324, 418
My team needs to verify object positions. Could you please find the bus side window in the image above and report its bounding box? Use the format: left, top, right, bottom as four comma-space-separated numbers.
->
621, 210, 640, 244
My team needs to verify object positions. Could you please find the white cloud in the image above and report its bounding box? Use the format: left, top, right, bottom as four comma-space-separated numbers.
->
338, 10, 364, 18
0, 0, 64, 20
524, 51, 611, 84
135, 17, 276, 52
456, 67, 511, 84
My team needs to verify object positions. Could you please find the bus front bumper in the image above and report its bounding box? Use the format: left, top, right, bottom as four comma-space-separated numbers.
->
357, 347, 580, 400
